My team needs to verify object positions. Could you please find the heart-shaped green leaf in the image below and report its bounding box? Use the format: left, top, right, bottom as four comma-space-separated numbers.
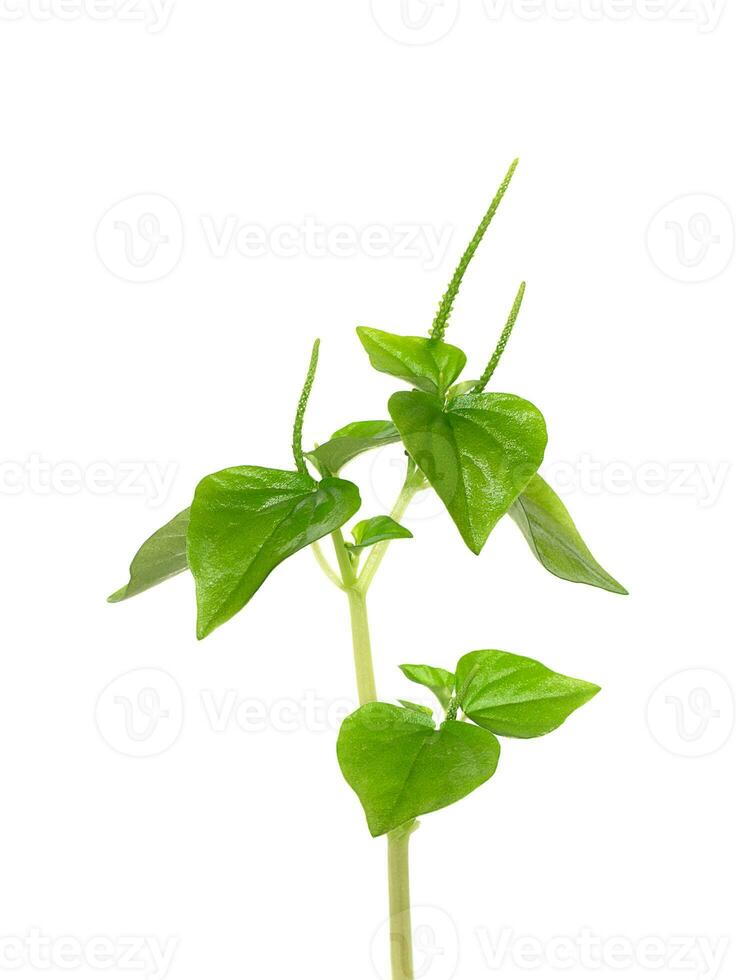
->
389, 390, 547, 554
357, 328, 466, 395
509, 474, 627, 594
399, 663, 456, 710
348, 515, 413, 551
455, 649, 600, 738
188, 468, 360, 639
337, 702, 500, 837
307, 420, 400, 476
108, 508, 190, 602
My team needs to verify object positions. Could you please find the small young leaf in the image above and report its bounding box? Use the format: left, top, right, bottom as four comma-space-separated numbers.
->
509, 475, 628, 595
398, 700, 434, 717
108, 508, 190, 602
455, 649, 600, 739
188, 467, 360, 639
447, 379, 480, 399
307, 420, 400, 476
337, 703, 500, 837
357, 327, 466, 395
399, 664, 456, 710
347, 516, 413, 551
389, 390, 547, 554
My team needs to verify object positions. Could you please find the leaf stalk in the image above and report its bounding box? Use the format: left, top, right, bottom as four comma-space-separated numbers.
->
357, 461, 425, 594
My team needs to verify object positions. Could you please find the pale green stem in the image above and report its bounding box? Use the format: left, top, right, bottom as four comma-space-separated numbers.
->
388, 821, 418, 980
331, 528, 377, 705
330, 526, 357, 588
347, 587, 378, 706
311, 541, 344, 590
312, 467, 424, 978
358, 470, 424, 594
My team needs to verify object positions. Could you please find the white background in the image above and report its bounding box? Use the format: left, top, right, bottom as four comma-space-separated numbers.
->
1, 2, 734, 978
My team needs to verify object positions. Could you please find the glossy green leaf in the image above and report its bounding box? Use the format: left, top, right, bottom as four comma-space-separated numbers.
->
389, 390, 547, 554
455, 649, 600, 739
337, 703, 500, 837
509, 475, 627, 595
398, 700, 434, 717
399, 663, 456, 710
357, 327, 466, 395
447, 379, 481, 398
188, 468, 360, 639
347, 515, 413, 551
307, 420, 400, 476
108, 508, 190, 602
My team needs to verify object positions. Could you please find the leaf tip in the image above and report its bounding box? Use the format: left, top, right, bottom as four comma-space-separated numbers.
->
599, 574, 628, 596
107, 588, 125, 603
196, 618, 214, 641
463, 534, 484, 556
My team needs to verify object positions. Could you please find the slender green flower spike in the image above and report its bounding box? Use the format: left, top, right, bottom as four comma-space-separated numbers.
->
473, 281, 526, 392
108, 163, 626, 980
292, 338, 320, 475
431, 157, 519, 342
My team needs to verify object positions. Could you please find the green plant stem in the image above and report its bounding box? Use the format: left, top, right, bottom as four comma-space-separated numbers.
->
347, 586, 377, 705
313, 460, 425, 705
358, 465, 425, 594
387, 821, 418, 980
330, 528, 377, 705
317, 463, 425, 978
311, 541, 344, 590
